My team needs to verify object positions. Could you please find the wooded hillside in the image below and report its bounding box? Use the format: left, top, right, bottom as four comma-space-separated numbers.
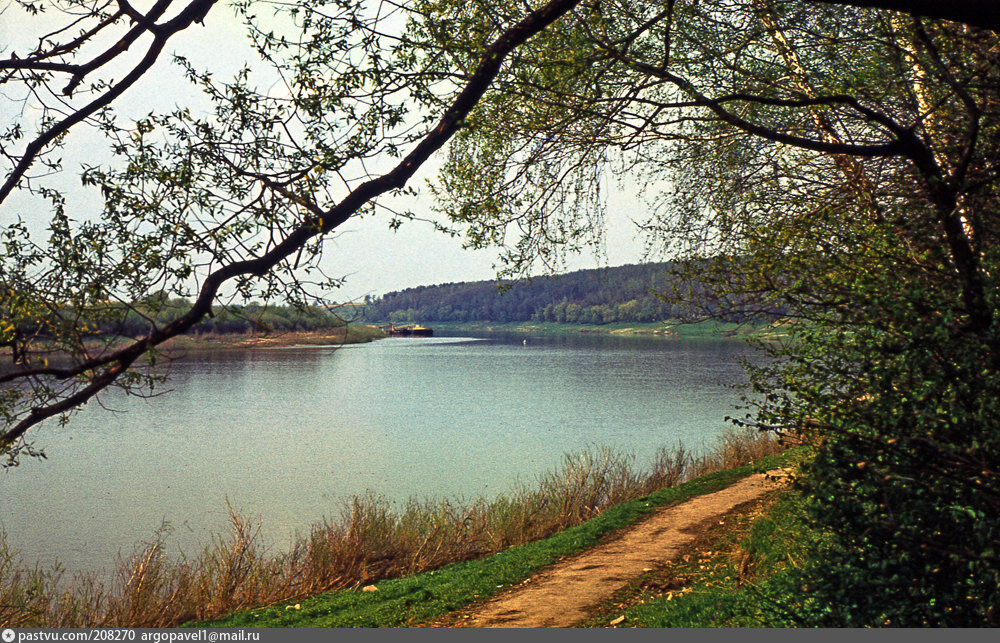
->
365, 262, 757, 324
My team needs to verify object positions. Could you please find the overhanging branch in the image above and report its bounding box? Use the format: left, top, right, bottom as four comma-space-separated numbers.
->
0, 0, 584, 452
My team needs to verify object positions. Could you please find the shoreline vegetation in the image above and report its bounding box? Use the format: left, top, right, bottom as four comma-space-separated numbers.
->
0, 299, 387, 366
0, 428, 793, 628
422, 319, 787, 339
0, 326, 385, 363
2, 317, 775, 365
161, 325, 386, 351
99, 317, 784, 360
163, 318, 781, 351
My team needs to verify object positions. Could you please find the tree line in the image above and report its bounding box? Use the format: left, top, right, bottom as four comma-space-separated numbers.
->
121, 298, 352, 337
2, 292, 352, 365
365, 262, 767, 325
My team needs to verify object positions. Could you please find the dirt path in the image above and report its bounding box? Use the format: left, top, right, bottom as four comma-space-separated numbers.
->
435, 468, 792, 628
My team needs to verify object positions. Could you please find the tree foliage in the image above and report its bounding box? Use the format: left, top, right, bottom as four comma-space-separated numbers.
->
419, 0, 1000, 625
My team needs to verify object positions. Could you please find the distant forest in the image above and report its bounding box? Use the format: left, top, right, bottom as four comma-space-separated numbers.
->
365, 262, 759, 325
8, 295, 353, 343
124, 297, 352, 337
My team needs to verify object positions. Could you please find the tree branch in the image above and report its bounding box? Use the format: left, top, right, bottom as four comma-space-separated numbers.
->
808, 0, 1000, 33
0, 0, 218, 206
0, 0, 583, 452
612, 53, 911, 158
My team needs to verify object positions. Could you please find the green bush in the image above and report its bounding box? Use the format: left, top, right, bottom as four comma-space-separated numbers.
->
746, 221, 1000, 626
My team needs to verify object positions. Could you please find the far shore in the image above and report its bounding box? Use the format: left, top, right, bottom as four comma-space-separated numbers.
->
1, 318, 785, 365
161, 325, 386, 351
0, 326, 386, 364
399, 319, 787, 339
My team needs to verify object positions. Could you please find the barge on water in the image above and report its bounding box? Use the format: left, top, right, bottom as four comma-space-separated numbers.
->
381, 324, 434, 337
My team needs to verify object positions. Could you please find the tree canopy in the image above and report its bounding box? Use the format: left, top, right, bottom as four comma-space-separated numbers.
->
419, 0, 1000, 625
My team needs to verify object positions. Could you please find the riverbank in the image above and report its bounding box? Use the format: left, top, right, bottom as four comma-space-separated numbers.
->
423, 468, 794, 627
0, 429, 795, 628
196, 444, 805, 628
159, 324, 386, 351
0, 325, 386, 364
410, 320, 789, 339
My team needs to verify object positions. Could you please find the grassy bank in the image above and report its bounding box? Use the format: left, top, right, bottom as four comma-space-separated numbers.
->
195, 441, 804, 629
0, 429, 793, 628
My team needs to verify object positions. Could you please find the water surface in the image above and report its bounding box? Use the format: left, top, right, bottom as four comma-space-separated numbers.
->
0, 332, 755, 576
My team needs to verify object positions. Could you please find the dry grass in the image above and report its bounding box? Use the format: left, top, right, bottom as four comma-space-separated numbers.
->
689, 426, 790, 477
0, 427, 785, 628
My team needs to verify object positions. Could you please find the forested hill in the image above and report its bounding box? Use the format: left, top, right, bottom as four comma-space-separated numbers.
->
366, 262, 750, 325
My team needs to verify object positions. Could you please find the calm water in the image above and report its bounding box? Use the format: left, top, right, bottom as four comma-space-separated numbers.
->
0, 332, 755, 577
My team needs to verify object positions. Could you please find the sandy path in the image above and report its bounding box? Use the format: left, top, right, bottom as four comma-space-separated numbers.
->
439, 469, 791, 628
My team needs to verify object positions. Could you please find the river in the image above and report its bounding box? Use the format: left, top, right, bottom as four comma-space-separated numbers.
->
0, 331, 755, 578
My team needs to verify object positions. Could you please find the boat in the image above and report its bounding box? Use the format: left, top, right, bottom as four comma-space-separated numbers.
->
382, 324, 434, 337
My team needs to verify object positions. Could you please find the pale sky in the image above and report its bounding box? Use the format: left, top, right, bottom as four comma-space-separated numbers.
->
1, 1, 653, 304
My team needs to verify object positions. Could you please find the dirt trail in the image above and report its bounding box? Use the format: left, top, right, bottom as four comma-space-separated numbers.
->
437, 469, 791, 628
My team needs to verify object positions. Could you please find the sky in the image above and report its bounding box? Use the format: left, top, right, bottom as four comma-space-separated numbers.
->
321, 178, 653, 300
1, 1, 654, 303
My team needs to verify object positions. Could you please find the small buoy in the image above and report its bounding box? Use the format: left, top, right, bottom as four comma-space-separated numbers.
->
523, 339, 527, 345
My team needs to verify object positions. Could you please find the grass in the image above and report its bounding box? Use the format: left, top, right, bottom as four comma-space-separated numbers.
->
580, 485, 824, 628
0, 428, 794, 628
194, 435, 802, 628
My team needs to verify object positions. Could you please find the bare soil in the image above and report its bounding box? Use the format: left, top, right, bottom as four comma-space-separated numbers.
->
428, 468, 792, 628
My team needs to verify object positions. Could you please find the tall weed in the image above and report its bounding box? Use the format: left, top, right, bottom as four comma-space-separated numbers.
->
0, 427, 783, 627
